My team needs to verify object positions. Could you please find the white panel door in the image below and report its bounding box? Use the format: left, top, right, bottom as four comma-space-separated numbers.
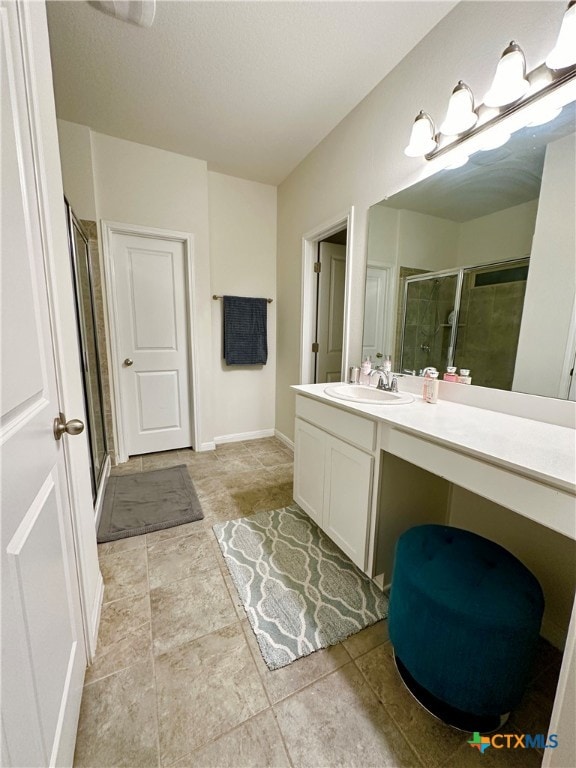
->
362, 266, 388, 362
1, 3, 86, 765
316, 243, 346, 383
111, 233, 193, 455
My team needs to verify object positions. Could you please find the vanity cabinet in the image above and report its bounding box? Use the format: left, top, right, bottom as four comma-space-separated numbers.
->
293, 395, 375, 570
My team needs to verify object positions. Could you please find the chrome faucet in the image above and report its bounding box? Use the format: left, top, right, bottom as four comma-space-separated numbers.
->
369, 368, 398, 392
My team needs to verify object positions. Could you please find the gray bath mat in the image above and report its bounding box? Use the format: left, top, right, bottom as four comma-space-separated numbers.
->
213, 504, 388, 670
98, 465, 203, 542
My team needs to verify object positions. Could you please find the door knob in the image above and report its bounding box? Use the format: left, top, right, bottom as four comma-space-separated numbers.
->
53, 413, 85, 441
124, 358, 134, 366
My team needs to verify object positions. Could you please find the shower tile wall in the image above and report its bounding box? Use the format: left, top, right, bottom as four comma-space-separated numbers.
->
455, 272, 527, 391
400, 273, 457, 375
81, 220, 117, 464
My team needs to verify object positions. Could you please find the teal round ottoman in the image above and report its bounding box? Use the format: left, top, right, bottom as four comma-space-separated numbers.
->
388, 524, 544, 732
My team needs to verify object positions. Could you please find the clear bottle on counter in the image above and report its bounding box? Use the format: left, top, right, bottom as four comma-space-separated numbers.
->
458, 368, 472, 384
360, 356, 372, 385
443, 366, 458, 382
422, 368, 439, 403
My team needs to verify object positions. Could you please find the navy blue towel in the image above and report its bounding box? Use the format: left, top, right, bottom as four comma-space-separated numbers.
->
223, 295, 268, 365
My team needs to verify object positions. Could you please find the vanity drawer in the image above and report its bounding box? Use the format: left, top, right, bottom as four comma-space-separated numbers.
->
295, 395, 376, 452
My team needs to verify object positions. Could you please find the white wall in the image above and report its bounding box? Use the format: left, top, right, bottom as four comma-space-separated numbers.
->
397, 209, 459, 271
276, 0, 565, 442
208, 172, 277, 441
514, 133, 576, 398
456, 199, 538, 267
367, 205, 398, 267
57, 122, 278, 450
56, 120, 96, 220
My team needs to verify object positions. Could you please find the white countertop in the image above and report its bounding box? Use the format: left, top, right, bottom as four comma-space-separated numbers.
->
292, 383, 576, 495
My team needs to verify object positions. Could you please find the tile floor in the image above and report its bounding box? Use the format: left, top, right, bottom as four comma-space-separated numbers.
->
74, 437, 562, 768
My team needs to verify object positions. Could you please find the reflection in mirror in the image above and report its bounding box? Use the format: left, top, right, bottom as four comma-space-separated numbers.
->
363, 102, 576, 400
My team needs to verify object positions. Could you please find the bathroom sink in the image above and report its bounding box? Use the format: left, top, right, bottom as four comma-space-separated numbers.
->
324, 384, 414, 405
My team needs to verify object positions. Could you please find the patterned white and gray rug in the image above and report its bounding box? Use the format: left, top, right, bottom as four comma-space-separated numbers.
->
213, 504, 388, 670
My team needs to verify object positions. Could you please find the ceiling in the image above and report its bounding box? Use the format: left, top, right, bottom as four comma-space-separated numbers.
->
46, 0, 457, 185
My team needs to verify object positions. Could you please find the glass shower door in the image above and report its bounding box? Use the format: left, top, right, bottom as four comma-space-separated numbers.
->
400, 271, 461, 374
66, 203, 108, 498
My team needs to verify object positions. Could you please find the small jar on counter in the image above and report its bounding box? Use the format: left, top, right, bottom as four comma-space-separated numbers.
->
458, 369, 472, 385
443, 366, 458, 382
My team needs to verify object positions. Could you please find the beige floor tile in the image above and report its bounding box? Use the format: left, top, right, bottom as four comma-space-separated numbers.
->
98, 533, 147, 558
171, 710, 291, 768
274, 662, 422, 768
219, 563, 248, 620
110, 456, 143, 476
354, 642, 467, 768
147, 529, 218, 588
150, 569, 237, 655
74, 661, 159, 767
155, 623, 269, 765
201, 489, 249, 521
242, 618, 351, 704
142, 451, 186, 472
244, 437, 287, 455
145, 519, 206, 546
216, 452, 266, 473
215, 443, 253, 458
342, 619, 389, 659
220, 468, 272, 492
254, 449, 294, 468
99, 547, 149, 604
85, 593, 152, 684
191, 473, 231, 498
266, 464, 295, 485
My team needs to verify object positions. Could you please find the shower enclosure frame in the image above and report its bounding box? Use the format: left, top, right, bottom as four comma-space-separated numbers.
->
399, 257, 529, 375
65, 200, 108, 500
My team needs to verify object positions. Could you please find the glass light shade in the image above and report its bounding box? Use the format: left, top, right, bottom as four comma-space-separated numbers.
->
478, 127, 511, 151
444, 150, 469, 169
440, 81, 478, 135
525, 103, 562, 127
404, 111, 437, 157
484, 42, 530, 107
546, 1, 576, 69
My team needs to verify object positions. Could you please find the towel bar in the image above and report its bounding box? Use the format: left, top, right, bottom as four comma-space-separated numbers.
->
213, 294, 273, 303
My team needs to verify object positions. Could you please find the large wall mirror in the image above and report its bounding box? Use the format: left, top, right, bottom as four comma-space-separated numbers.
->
363, 102, 576, 400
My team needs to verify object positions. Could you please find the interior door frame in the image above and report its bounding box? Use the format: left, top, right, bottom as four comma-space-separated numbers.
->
300, 207, 355, 385
101, 221, 200, 463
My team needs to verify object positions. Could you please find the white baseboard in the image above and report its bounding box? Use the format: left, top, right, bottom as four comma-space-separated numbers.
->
214, 429, 275, 445
274, 429, 294, 451
198, 441, 216, 452
94, 454, 111, 530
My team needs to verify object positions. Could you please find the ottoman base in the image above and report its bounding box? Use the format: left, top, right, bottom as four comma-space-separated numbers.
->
394, 653, 509, 734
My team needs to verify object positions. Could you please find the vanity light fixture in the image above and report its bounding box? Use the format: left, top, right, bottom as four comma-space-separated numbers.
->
405, 5, 576, 166
484, 42, 530, 107
440, 81, 478, 135
404, 111, 437, 156
546, 0, 576, 70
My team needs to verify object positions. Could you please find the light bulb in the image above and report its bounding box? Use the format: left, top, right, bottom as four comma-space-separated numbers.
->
404, 111, 437, 157
485, 42, 530, 107
546, 1, 576, 70
440, 81, 478, 135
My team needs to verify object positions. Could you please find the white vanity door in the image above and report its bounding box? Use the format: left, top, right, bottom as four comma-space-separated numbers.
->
323, 436, 373, 569
294, 418, 325, 527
